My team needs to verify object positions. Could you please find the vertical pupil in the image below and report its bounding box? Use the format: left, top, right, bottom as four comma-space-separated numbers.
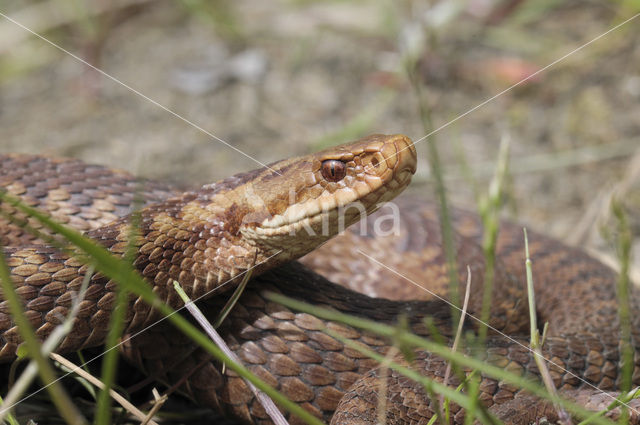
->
321, 160, 345, 181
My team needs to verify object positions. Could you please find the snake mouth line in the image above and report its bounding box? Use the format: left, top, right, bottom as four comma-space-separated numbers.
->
251, 134, 417, 239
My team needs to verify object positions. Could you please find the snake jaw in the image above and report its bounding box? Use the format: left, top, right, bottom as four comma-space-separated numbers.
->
240, 134, 417, 252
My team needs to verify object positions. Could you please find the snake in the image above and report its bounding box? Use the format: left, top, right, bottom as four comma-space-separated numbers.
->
0, 134, 639, 424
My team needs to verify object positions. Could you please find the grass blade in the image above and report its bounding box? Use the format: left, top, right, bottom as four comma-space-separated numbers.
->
0, 190, 323, 425
0, 247, 87, 424
173, 280, 289, 425
266, 291, 619, 425
96, 207, 142, 425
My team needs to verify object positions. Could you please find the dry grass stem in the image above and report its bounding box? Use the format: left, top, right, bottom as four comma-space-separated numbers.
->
140, 389, 167, 425
50, 353, 159, 425
440, 266, 472, 409
172, 281, 289, 425
524, 229, 571, 425
214, 253, 256, 328
376, 347, 399, 425
0, 266, 92, 424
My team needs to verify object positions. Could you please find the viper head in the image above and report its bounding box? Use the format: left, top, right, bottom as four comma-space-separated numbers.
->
230, 134, 417, 253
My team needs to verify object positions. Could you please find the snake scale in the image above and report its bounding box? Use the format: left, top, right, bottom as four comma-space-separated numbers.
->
1, 134, 639, 424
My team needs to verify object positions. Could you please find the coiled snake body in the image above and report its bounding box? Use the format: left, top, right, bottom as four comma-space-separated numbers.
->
1, 134, 639, 424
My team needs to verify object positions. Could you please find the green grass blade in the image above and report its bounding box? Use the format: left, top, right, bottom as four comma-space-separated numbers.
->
0, 190, 322, 425
0, 266, 91, 424
407, 63, 461, 327
577, 387, 640, 425
266, 291, 619, 425
0, 248, 88, 424
173, 281, 288, 425
477, 134, 510, 343
611, 200, 633, 425
95, 284, 129, 425
0, 395, 21, 425
326, 330, 500, 424
96, 207, 141, 425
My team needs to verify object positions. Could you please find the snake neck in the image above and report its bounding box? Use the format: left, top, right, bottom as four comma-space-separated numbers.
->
86, 134, 419, 298
0, 134, 417, 359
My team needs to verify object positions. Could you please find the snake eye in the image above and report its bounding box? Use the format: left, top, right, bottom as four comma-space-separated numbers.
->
321, 160, 347, 182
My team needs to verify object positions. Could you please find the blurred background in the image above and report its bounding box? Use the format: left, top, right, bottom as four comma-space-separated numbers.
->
1, 0, 640, 422
1, 0, 639, 310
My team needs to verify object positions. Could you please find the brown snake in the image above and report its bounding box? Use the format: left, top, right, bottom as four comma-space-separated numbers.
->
1, 134, 639, 424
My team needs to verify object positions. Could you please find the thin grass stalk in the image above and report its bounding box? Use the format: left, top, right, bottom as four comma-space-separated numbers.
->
51, 353, 158, 425
424, 311, 499, 424
611, 200, 633, 424
376, 347, 399, 425
462, 370, 483, 425
95, 283, 128, 425
0, 190, 324, 425
422, 322, 467, 424
425, 381, 446, 425
0, 267, 90, 424
477, 135, 510, 343
577, 387, 640, 425
267, 291, 619, 425
406, 62, 461, 325
422, 319, 458, 424
0, 247, 87, 424
172, 280, 289, 425
441, 267, 472, 413
95, 208, 141, 425
73, 351, 97, 399
523, 229, 538, 347
426, 413, 439, 425
430, 372, 482, 425
453, 267, 482, 425
0, 396, 19, 425
213, 255, 254, 328
141, 389, 167, 425
325, 329, 501, 424
523, 229, 570, 424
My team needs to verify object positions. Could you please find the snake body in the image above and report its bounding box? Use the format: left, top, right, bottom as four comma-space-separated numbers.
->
1, 136, 639, 424
124, 198, 640, 424
0, 134, 416, 360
